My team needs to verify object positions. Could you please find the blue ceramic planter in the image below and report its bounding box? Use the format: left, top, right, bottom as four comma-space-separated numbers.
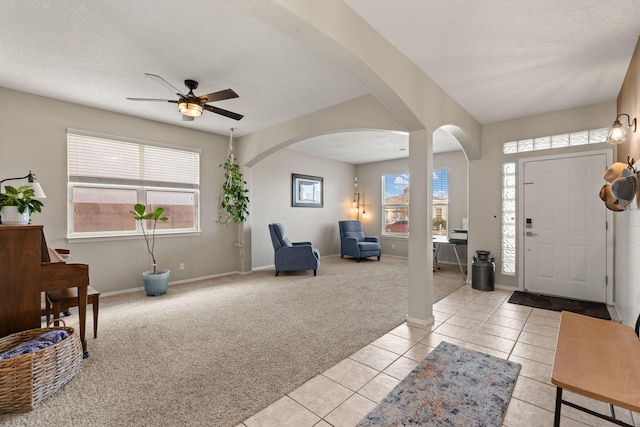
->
142, 269, 170, 296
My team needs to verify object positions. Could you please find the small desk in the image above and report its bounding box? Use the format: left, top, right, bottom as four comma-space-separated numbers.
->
433, 236, 466, 280
551, 311, 640, 427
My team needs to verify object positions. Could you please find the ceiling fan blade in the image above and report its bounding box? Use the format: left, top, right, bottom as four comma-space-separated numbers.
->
203, 104, 244, 121
126, 98, 177, 102
198, 89, 239, 104
182, 115, 195, 122
144, 73, 185, 96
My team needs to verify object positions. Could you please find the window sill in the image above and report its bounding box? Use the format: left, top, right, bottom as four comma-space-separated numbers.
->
381, 234, 408, 239
66, 229, 201, 243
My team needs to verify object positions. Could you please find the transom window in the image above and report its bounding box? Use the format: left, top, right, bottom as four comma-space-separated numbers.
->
67, 130, 200, 239
503, 128, 607, 154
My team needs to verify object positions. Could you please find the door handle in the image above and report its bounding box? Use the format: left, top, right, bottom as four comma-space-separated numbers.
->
526, 232, 538, 237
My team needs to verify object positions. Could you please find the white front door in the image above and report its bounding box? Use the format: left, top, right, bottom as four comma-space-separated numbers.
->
521, 152, 609, 302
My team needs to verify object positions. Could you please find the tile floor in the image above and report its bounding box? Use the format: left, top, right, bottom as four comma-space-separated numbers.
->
237, 286, 639, 427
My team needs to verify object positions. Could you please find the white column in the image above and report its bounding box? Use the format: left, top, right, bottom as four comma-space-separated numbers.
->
407, 129, 434, 325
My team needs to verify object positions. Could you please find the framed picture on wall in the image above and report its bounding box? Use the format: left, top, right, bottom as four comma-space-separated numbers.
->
292, 174, 323, 208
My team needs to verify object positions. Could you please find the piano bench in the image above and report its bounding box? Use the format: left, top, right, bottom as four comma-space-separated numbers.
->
46, 286, 100, 339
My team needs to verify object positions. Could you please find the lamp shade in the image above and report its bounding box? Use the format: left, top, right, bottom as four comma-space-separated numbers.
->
607, 119, 627, 145
29, 182, 46, 199
178, 101, 203, 117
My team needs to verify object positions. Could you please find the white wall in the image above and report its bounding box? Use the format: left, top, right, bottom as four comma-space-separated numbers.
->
0, 87, 241, 294
250, 148, 355, 269
470, 101, 616, 289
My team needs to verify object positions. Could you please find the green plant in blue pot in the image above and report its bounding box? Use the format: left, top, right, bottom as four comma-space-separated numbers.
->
130, 203, 170, 296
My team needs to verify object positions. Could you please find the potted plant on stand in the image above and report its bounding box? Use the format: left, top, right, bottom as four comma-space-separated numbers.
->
131, 203, 170, 296
0, 185, 44, 225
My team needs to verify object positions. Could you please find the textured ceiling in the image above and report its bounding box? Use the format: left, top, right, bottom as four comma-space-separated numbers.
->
0, 1, 367, 137
345, 0, 640, 124
0, 1, 638, 164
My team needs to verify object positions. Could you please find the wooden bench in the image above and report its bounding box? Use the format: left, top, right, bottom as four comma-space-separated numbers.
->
551, 311, 640, 426
46, 286, 100, 339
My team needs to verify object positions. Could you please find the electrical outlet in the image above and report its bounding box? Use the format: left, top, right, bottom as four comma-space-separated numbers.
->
179, 263, 185, 271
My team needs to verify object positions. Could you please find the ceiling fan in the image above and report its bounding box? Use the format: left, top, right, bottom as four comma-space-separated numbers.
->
127, 73, 244, 121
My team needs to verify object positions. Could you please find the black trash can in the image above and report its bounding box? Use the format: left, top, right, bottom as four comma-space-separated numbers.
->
472, 250, 495, 291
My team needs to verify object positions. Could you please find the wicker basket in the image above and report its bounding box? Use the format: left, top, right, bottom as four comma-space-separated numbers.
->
0, 320, 83, 412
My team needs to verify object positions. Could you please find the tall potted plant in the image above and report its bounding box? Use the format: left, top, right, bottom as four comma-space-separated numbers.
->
130, 203, 170, 296
0, 185, 44, 225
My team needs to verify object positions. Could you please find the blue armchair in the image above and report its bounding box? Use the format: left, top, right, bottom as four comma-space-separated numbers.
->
268, 223, 320, 276
339, 220, 381, 262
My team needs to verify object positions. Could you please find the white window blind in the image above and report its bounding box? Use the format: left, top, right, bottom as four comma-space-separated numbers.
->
68, 132, 199, 187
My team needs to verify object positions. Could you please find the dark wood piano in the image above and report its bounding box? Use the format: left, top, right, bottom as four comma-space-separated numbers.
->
0, 225, 89, 357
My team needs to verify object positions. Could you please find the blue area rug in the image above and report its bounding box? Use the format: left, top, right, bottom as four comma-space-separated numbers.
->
357, 341, 521, 426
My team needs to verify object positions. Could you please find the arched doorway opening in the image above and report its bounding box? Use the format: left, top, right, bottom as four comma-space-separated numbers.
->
246, 125, 473, 280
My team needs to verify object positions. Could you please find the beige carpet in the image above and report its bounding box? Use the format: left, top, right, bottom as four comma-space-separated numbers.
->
0, 256, 465, 426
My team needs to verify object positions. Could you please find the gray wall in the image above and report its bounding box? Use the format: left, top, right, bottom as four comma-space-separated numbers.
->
0, 87, 241, 294
250, 148, 355, 269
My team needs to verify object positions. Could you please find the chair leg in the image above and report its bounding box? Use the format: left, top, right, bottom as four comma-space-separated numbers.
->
341, 254, 343, 258
45, 295, 51, 325
377, 255, 381, 261
92, 295, 99, 339
313, 270, 317, 276
357, 258, 360, 263
275, 271, 279, 277
52, 301, 61, 326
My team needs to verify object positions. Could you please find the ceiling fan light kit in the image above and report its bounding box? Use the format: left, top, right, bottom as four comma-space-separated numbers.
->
178, 101, 203, 117
127, 73, 243, 121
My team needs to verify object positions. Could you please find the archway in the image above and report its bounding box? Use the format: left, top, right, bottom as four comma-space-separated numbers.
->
232, 2, 482, 324
245, 123, 473, 289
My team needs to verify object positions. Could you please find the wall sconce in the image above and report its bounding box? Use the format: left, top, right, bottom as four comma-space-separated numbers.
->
353, 192, 361, 220
607, 113, 637, 145
0, 170, 46, 198
353, 192, 368, 220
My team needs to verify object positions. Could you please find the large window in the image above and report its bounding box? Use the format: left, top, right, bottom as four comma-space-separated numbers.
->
382, 173, 410, 235
382, 169, 449, 236
432, 169, 449, 236
67, 130, 200, 238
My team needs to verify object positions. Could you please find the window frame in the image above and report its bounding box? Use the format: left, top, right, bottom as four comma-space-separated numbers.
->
381, 168, 449, 237
432, 168, 449, 236
382, 173, 410, 237
67, 130, 201, 240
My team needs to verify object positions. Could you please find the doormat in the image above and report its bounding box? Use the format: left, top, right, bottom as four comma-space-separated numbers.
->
508, 291, 611, 320
356, 341, 520, 427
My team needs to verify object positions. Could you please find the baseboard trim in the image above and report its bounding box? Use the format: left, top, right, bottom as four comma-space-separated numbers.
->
100, 270, 244, 298
406, 315, 435, 327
